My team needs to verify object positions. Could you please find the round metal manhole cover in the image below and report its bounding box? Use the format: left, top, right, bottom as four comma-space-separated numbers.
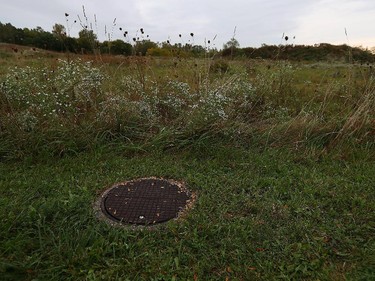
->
99, 178, 194, 226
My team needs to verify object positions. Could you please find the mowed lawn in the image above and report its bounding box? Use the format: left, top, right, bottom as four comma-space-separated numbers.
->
1, 143, 374, 280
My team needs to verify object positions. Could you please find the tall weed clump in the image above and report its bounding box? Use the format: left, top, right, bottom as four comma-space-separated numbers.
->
99, 71, 261, 148
301, 67, 375, 151
329, 77, 375, 147
1, 57, 374, 160
249, 61, 375, 152
0, 57, 266, 159
253, 62, 296, 109
0, 59, 104, 158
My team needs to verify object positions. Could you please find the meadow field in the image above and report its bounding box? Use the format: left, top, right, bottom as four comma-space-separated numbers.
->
0, 44, 374, 280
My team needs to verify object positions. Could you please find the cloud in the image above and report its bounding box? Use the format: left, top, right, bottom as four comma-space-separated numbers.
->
291, 0, 375, 47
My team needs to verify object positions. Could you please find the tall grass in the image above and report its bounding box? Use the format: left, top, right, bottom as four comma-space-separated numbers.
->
0, 55, 374, 160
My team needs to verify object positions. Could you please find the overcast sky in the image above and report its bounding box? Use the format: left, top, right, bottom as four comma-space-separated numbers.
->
1, 0, 374, 49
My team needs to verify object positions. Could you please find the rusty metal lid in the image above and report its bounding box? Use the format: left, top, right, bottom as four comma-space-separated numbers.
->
100, 178, 193, 225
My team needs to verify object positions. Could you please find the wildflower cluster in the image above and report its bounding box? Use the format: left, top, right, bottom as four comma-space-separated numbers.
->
104, 73, 259, 128
0, 59, 276, 158
1, 59, 103, 130
152, 80, 194, 120
98, 76, 157, 129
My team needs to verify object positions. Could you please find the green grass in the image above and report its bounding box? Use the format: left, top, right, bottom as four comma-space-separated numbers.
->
1, 143, 374, 280
0, 49, 374, 280
1, 56, 374, 161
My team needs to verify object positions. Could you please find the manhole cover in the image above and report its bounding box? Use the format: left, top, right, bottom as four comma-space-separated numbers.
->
99, 178, 194, 226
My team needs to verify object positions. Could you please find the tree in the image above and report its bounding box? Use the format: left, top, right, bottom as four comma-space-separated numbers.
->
0, 22, 22, 44
223, 38, 240, 59
101, 39, 132, 55
52, 24, 66, 40
64, 36, 78, 53
191, 45, 206, 57
134, 40, 158, 56
52, 23, 66, 52
223, 38, 240, 50
77, 29, 98, 53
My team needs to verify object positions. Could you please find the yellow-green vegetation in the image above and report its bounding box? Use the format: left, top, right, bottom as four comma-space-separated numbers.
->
0, 47, 374, 160
0, 47, 374, 280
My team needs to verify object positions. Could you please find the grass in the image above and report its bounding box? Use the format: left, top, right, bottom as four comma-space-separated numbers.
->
1, 144, 374, 280
0, 47, 374, 280
1, 55, 373, 161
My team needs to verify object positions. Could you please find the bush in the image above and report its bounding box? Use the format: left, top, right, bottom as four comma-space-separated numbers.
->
146, 47, 173, 57
209, 59, 230, 74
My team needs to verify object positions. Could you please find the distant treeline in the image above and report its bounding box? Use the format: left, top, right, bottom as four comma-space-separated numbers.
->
0, 21, 210, 57
1, 21, 374, 62
0, 21, 134, 55
223, 44, 375, 63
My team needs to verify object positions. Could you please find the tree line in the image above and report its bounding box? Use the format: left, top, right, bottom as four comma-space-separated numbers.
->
223, 43, 375, 63
1, 21, 374, 62
0, 21, 140, 55
0, 22, 213, 57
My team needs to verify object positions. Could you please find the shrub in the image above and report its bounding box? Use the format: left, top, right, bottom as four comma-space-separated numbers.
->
209, 59, 230, 74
